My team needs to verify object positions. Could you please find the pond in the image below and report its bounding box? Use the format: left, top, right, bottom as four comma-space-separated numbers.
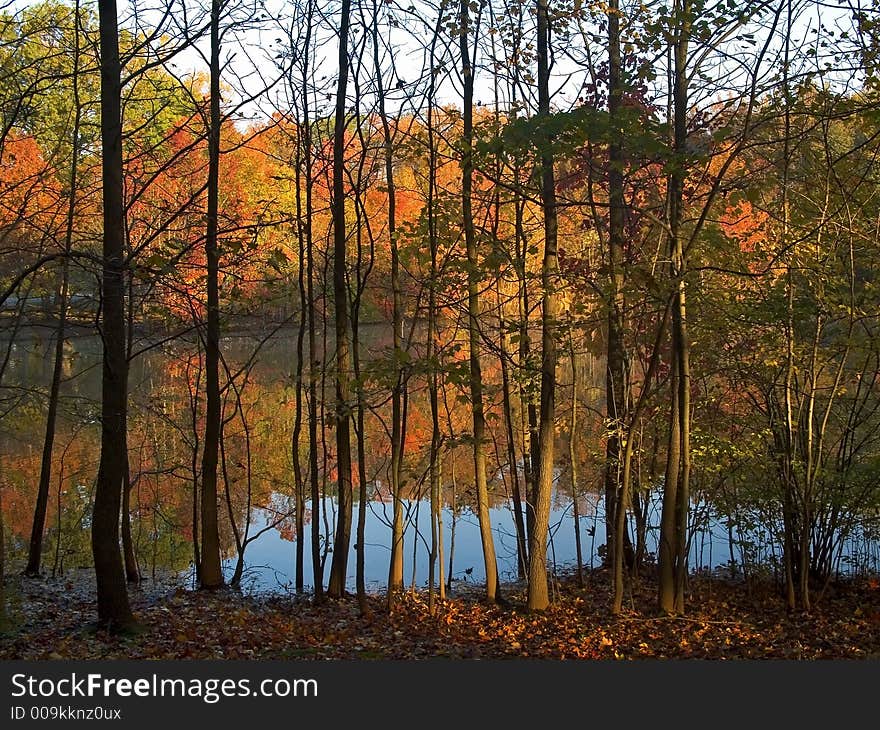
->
1, 324, 877, 594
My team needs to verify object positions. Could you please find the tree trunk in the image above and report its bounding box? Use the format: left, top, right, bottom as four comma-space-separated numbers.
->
199, 0, 225, 589
370, 1, 406, 605
327, 0, 354, 599
568, 322, 583, 587
92, 0, 135, 630
526, 0, 560, 612
122, 460, 139, 582
301, 0, 322, 601
26, 259, 69, 577
604, 0, 628, 574
427, 9, 444, 610
459, 0, 499, 604
501, 306, 528, 579
26, 1, 82, 575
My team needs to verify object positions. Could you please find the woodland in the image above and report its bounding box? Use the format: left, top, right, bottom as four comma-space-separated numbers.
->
1, 0, 880, 661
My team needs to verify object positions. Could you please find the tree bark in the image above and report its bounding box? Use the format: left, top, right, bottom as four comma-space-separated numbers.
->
92, 0, 135, 630
327, 0, 354, 599
199, 0, 225, 589
372, 0, 406, 605
604, 0, 629, 574
459, 0, 498, 603
26, 0, 82, 577
526, 0, 560, 612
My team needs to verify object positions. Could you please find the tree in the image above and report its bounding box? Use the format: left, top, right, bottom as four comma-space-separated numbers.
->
91, 0, 136, 631
327, 0, 354, 599
526, 0, 561, 611
25, 0, 87, 577
198, 0, 225, 590
459, 0, 499, 604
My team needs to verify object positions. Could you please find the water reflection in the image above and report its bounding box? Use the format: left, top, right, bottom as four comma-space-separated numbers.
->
2, 326, 878, 592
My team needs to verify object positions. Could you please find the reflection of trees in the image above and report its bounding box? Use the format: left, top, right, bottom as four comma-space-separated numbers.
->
1, 321, 775, 582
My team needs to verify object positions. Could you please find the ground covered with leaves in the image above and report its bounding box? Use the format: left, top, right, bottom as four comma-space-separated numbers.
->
1, 569, 878, 660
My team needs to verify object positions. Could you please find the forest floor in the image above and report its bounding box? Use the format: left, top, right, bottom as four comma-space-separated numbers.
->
1, 568, 879, 660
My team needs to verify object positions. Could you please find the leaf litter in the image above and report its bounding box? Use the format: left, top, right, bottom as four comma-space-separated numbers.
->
1, 569, 878, 660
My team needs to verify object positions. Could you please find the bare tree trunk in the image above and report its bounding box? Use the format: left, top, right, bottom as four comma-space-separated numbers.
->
25, 0, 82, 576
459, 0, 498, 604
780, 1, 798, 612
501, 304, 528, 579
447, 448, 457, 592
327, 0, 354, 599
199, 0, 225, 589
370, 0, 406, 605
301, 0, 322, 601
568, 322, 583, 587
189, 345, 202, 585
658, 365, 681, 614
291, 66, 308, 594
527, 0, 560, 612
92, 0, 135, 630
292, 194, 306, 594
604, 0, 628, 574
26, 260, 70, 577
427, 7, 444, 610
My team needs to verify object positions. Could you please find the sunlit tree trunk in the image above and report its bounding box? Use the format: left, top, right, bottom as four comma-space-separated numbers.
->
658, 0, 692, 613
371, 0, 406, 606
459, 0, 498, 603
527, 0, 561, 612
604, 0, 629, 575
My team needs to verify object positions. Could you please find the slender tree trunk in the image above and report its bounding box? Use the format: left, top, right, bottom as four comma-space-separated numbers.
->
189, 346, 202, 585
327, 0, 354, 599
291, 66, 309, 594
369, 1, 406, 605
658, 366, 680, 613
122, 460, 139, 582
447, 449, 457, 591
292, 207, 306, 593
368, 7, 406, 606
26, 260, 70, 577
459, 0, 498, 603
568, 322, 583, 587
656, 0, 694, 616
780, 0, 798, 612
122, 246, 138, 583
527, 0, 560, 612
673, 261, 691, 613
92, 0, 135, 630
501, 304, 528, 579
354, 372, 368, 614
26, 0, 82, 576
604, 0, 628, 574
672, 0, 692, 614
199, 0, 225, 589
302, 0, 322, 601
427, 9, 444, 610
